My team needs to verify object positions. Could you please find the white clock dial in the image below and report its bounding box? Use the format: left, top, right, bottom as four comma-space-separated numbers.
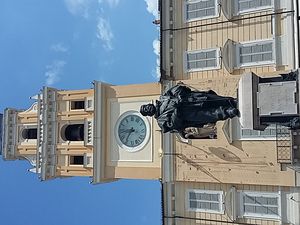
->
115, 111, 150, 152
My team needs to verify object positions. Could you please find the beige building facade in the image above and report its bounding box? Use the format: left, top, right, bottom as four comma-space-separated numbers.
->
160, 0, 300, 224
2, 82, 162, 183
2, 0, 300, 224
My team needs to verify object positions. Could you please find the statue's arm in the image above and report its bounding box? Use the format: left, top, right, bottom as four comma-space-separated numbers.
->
164, 84, 191, 98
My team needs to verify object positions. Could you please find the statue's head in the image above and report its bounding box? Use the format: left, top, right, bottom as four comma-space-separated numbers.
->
140, 104, 156, 117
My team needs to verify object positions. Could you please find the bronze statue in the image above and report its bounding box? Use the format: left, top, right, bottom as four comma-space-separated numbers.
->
140, 84, 239, 133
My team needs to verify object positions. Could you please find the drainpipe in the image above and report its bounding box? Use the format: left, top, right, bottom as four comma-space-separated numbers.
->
293, 0, 300, 69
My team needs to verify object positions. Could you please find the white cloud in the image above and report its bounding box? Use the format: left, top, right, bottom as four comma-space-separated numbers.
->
64, 0, 92, 18
144, 0, 158, 19
45, 60, 66, 86
98, 0, 120, 8
152, 39, 160, 79
96, 17, 114, 51
50, 43, 68, 53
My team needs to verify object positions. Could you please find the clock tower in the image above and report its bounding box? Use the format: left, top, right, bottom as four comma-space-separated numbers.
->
1, 81, 162, 184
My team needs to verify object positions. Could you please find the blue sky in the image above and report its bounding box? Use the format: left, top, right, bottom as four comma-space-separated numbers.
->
0, 1, 161, 225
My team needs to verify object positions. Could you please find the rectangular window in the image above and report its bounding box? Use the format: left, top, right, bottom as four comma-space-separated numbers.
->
187, 189, 224, 213
185, 0, 218, 21
237, 40, 274, 67
241, 125, 277, 139
70, 155, 84, 165
236, 0, 273, 14
71, 101, 85, 110
240, 192, 280, 219
186, 48, 220, 72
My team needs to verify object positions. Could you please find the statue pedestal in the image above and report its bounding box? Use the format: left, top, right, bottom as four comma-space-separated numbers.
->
238, 70, 299, 130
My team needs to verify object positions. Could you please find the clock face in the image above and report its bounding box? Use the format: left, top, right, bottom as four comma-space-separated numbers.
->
115, 111, 150, 152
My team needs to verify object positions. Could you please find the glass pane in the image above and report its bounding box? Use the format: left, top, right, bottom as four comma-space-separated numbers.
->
200, 202, 210, 209
255, 206, 268, 214
244, 195, 256, 204
240, 46, 252, 54
267, 207, 278, 215
187, 53, 196, 61
255, 196, 268, 205
190, 200, 198, 208
200, 193, 211, 201
196, 52, 206, 60
263, 53, 272, 61
189, 191, 197, 200
206, 50, 216, 58
252, 45, 263, 53
267, 197, 278, 205
206, 59, 216, 67
196, 61, 206, 68
206, 8, 215, 16
241, 55, 251, 63
211, 194, 219, 201
263, 43, 273, 52
188, 62, 196, 70
245, 205, 255, 213
252, 54, 263, 62
210, 203, 219, 210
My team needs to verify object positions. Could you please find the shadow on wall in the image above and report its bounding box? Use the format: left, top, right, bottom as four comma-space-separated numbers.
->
208, 147, 241, 162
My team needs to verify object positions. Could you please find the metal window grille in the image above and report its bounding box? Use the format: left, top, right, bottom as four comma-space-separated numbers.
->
188, 190, 223, 213
242, 193, 279, 218
241, 125, 278, 139
187, 49, 218, 71
186, 0, 217, 21
239, 41, 273, 66
237, 0, 272, 13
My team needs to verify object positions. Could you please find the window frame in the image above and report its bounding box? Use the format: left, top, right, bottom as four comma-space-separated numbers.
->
185, 47, 221, 72
234, 0, 274, 15
184, 0, 220, 22
236, 39, 275, 68
239, 191, 281, 220
70, 100, 85, 110
186, 189, 224, 214
69, 155, 84, 166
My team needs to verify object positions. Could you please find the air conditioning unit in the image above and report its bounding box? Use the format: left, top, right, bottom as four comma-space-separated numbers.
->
84, 153, 93, 168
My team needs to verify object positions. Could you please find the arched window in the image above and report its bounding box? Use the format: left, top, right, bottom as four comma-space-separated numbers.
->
22, 128, 37, 139
63, 124, 84, 141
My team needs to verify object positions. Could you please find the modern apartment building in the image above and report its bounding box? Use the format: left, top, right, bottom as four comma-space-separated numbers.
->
160, 0, 300, 224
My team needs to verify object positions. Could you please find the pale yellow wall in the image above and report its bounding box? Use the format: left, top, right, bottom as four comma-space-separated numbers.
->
167, 0, 293, 80
172, 78, 296, 186
102, 83, 163, 180
168, 181, 282, 225
15, 105, 38, 159
56, 89, 94, 177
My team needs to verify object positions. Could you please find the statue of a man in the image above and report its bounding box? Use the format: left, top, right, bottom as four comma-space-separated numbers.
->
140, 84, 239, 133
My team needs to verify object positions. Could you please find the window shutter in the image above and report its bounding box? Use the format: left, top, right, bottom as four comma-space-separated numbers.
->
84, 119, 93, 146
221, 0, 234, 20
84, 153, 93, 168
222, 39, 237, 73
85, 96, 94, 111
275, 35, 288, 66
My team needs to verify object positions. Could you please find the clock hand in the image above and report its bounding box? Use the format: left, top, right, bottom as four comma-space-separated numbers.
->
120, 128, 133, 134
125, 127, 135, 143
